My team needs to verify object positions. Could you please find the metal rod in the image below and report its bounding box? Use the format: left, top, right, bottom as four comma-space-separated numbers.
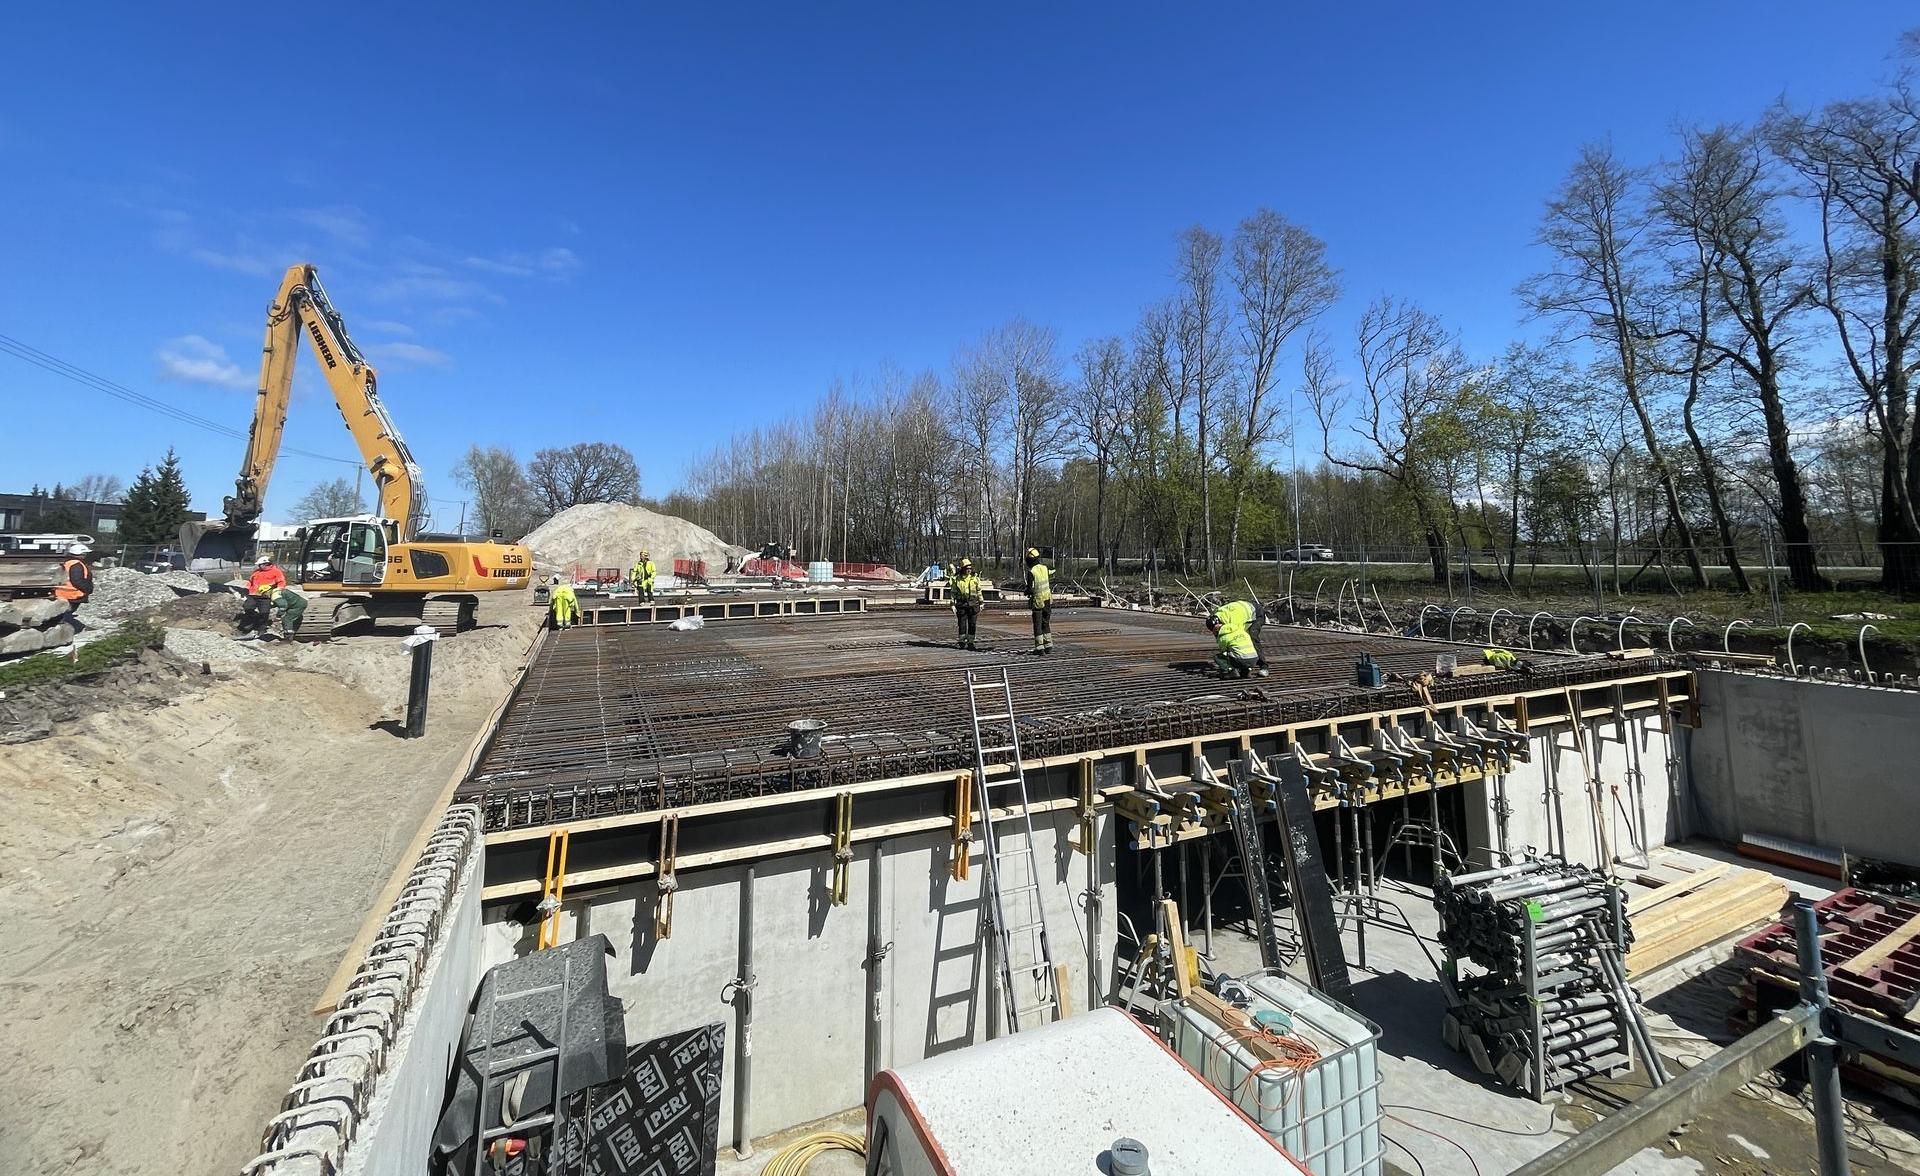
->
1797, 899, 1850, 1176
864, 843, 886, 1088
731, 863, 757, 1159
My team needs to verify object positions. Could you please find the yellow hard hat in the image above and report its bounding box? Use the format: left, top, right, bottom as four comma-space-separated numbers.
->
1026, 547, 1040, 559
958, 558, 973, 569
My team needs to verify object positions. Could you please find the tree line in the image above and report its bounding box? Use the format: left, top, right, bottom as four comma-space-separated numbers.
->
656, 39, 1920, 593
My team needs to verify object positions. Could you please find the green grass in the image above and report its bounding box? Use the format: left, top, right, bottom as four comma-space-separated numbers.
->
0, 620, 165, 692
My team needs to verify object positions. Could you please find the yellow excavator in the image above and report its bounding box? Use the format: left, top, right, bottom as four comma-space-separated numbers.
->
185, 263, 532, 636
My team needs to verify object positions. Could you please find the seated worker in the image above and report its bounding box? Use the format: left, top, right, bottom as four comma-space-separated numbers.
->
1214, 598, 1269, 673
236, 582, 277, 640
269, 585, 308, 639
1206, 610, 1267, 679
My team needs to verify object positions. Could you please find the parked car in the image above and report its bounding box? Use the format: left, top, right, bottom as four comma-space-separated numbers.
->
1281, 543, 1335, 562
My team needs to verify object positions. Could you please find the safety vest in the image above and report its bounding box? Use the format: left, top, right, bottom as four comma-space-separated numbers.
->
1027, 564, 1051, 608
551, 584, 577, 608
1217, 600, 1256, 631
56, 558, 90, 602
1217, 626, 1257, 659
247, 565, 286, 594
951, 573, 983, 607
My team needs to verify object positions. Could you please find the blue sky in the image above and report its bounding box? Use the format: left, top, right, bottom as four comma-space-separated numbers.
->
1, 4, 1913, 525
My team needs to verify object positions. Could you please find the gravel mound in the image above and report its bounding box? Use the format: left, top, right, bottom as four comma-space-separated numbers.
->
149, 570, 210, 594
88, 567, 181, 616
524, 503, 752, 576
162, 626, 270, 667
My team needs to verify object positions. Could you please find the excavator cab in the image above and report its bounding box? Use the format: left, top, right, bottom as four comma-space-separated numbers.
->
299, 517, 388, 587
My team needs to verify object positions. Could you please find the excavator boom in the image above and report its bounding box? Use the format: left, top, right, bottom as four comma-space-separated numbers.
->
192, 264, 427, 563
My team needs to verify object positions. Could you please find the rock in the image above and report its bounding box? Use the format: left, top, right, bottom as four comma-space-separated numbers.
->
39, 622, 75, 647
0, 598, 73, 631
162, 626, 269, 667
1, 627, 53, 656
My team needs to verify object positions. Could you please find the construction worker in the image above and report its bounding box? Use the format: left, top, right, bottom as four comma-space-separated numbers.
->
950, 558, 983, 649
1483, 647, 1516, 671
237, 581, 277, 639
1207, 611, 1262, 679
1215, 599, 1270, 675
55, 543, 92, 604
549, 574, 579, 630
269, 585, 308, 639
247, 553, 287, 594
1025, 547, 1053, 654
632, 551, 657, 603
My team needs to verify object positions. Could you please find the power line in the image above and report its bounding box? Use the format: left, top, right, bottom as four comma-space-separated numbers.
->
0, 331, 362, 467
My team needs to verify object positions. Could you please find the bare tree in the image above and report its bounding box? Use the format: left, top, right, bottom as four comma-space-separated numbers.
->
1770, 86, 1920, 588
455, 444, 542, 538
1307, 298, 1468, 582
289, 476, 366, 522
1654, 125, 1820, 587
954, 320, 1065, 560
1523, 143, 1709, 587
1174, 226, 1230, 576
68, 474, 126, 504
1073, 336, 1129, 572
1224, 209, 1339, 570
526, 442, 642, 514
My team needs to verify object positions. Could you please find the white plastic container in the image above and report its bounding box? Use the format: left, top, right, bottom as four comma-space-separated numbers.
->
1165, 971, 1383, 1176
807, 560, 834, 583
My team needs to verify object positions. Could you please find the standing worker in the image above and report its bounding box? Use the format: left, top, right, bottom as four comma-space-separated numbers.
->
632, 551, 657, 603
55, 543, 93, 605
549, 574, 579, 630
1025, 547, 1053, 655
950, 557, 983, 650
1213, 599, 1269, 676
1206, 611, 1264, 679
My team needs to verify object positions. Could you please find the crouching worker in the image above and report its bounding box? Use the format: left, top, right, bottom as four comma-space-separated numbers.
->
1206, 610, 1263, 679
1214, 598, 1269, 674
269, 585, 308, 639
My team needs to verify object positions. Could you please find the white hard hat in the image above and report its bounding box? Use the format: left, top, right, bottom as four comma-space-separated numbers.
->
255, 555, 273, 566
68, 543, 90, 555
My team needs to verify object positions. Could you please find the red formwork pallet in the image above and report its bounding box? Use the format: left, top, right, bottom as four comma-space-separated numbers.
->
1733, 887, 1920, 1101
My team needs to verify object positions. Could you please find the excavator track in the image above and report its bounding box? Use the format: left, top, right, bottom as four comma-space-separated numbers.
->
287, 593, 475, 640
419, 596, 477, 636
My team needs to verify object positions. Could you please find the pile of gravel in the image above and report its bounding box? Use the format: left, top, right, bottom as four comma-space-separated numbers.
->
162, 626, 270, 667
523, 503, 752, 577
86, 566, 213, 618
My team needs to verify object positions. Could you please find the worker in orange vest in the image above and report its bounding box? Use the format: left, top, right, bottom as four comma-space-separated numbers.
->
55, 543, 93, 604
246, 554, 287, 594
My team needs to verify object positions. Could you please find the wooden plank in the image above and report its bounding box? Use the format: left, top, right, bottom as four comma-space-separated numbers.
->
1160, 898, 1193, 1000
1628, 862, 1732, 916
1627, 878, 1790, 976
1839, 912, 1920, 977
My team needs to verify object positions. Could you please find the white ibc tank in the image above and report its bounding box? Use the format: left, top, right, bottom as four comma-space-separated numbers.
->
807, 560, 834, 583
1166, 971, 1383, 1176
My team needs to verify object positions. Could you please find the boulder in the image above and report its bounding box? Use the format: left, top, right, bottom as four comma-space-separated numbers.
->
0, 598, 72, 632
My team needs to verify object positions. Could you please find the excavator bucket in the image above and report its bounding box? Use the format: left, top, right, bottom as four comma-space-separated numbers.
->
181, 520, 256, 577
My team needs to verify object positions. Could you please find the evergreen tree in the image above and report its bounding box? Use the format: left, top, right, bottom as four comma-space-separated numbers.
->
119, 448, 194, 546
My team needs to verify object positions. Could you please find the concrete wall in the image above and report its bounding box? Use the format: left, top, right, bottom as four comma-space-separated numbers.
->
1688, 671, 1920, 864
1460, 713, 1683, 871
484, 807, 1117, 1143
346, 847, 485, 1176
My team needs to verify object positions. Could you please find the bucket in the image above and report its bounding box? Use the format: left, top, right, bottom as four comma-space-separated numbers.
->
787, 718, 827, 758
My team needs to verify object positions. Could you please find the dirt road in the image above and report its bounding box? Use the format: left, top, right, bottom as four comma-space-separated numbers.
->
0, 594, 540, 1176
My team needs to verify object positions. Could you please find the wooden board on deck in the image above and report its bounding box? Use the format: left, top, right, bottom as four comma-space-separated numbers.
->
1627, 867, 1791, 977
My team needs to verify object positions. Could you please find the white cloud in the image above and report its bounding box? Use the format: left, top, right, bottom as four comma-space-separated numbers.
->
360, 319, 415, 336
157, 335, 253, 391
288, 205, 371, 248
366, 341, 452, 368
371, 265, 498, 305
463, 246, 582, 281
187, 246, 278, 277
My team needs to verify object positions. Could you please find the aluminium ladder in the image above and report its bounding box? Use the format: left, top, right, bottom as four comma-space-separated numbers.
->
965, 666, 1060, 1034
470, 956, 573, 1175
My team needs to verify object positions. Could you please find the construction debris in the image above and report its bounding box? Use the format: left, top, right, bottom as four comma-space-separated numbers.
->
80, 566, 208, 619
1624, 862, 1787, 975
0, 597, 77, 657
521, 502, 750, 578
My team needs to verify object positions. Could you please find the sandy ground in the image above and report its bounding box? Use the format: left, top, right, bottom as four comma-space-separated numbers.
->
0, 592, 543, 1176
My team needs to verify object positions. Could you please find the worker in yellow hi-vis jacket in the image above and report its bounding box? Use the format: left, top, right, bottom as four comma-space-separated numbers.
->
631, 551, 657, 603
1025, 547, 1053, 654
549, 575, 579, 629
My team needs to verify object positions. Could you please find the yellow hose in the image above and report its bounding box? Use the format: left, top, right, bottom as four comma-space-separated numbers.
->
758, 1130, 867, 1176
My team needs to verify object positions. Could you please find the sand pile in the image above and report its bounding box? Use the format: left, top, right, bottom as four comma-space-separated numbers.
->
523, 503, 751, 575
